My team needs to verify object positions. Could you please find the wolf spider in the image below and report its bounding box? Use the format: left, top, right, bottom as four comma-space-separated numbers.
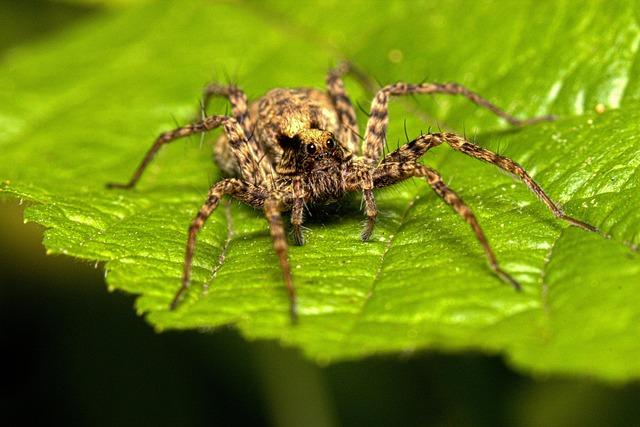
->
107, 62, 597, 323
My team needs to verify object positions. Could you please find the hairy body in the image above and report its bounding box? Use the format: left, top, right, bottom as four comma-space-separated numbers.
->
107, 62, 597, 323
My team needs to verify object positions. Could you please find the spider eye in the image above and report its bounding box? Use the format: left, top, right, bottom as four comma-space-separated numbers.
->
306, 143, 317, 154
326, 138, 335, 149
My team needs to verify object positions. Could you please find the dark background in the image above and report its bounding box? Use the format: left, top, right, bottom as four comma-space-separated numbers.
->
1, 1, 639, 426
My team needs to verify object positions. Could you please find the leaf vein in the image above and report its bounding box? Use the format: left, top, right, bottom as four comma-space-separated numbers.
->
344, 192, 423, 340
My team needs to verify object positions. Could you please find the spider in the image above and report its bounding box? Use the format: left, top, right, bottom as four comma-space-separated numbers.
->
107, 62, 598, 323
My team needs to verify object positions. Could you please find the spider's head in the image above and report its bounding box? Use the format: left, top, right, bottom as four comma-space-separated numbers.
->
276, 129, 348, 175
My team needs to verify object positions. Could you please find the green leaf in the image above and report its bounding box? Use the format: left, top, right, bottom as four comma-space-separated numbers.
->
2, 0, 639, 381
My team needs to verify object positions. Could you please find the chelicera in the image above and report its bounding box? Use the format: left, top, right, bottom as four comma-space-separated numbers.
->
107, 62, 597, 323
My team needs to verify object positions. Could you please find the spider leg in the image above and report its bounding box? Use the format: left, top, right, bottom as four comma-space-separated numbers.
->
264, 199, 298, 324
363, 82, 554, 164
106, 115, 269, 189
361, 187, 377, 241
424, 132, 598, 232
343, 162, 379, 240
291, 178, 305, 245
171, 178, 267, 310
291, 199, 305, 246
200, 84, 274, 182
373, 162, 521, 290
326, 63, 361, 154
343, 164, 378, 240
201, 84, 252, 133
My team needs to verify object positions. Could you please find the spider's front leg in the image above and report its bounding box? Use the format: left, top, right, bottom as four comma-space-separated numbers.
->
407, 133, 597, 232
171, 178, 267, 310
372, 161, 521, 290
264, 199, 298, 323
290, 178, 305, 246
378, 132, 598, 233
360, 171, 377, 242
343, 163, 378, 241
362, 81, 555, 165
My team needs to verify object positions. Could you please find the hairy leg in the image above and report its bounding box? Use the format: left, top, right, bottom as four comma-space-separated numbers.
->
373, 162, 521, 290
377, 132, 598, 232
291, 199, 305, 246
201, 84, 251, 133
326, 63, 361, 154
264, 199, 298, 323
358, 168, 377, 241
343, 163, 378, 241
106, 115, 269, 189
171, 178, 267, 309
361, 188, 377, 241
290, 178, 305, 246
363, 82, 554, 164
434, 132, 595, 231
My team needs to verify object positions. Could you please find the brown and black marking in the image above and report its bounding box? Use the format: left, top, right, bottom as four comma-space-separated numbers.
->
107, 62, 598, 323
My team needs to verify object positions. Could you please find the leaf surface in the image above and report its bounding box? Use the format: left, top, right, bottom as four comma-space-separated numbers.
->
1, 0, 639, 381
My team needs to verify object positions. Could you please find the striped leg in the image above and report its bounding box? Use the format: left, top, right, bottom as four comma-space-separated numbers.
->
342, 163, 378, 241
201, 84, 251, 133
363, 82, 554, 164
106, 115, 268, 189
376, 132, 598, 232
373, 162, 521, 290
432, 132, 596, 232
171, 178, 267, 309
326, 63, 361, 154
290, 178, 305, 246
264, 199, 298, 323
420, 165, 522, 290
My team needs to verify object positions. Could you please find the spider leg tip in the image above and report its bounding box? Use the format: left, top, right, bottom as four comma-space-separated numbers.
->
507, 277, 523, 292
494, 266, 522, 292
292, 228, 306, 246
360, 226, 373, 242
105, 182, 133, 190
562, 215, 601, 234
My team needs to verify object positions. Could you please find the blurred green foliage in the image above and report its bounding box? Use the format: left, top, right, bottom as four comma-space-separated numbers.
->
1, 0, 639, 385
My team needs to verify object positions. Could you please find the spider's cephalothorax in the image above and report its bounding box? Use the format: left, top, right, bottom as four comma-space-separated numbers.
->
107, 62, 598, 323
